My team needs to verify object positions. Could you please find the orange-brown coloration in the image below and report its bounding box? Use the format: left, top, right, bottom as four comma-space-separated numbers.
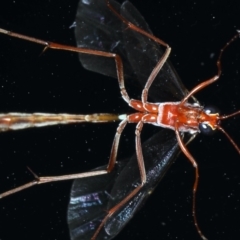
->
128, 100, 219, 134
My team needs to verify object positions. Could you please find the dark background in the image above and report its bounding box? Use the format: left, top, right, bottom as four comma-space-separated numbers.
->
0, 0, 240, 240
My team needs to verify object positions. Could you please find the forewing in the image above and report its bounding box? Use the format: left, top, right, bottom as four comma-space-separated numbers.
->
74, 0, 188, 102
67, 129, 185, 239
103, 129, 182, 237
121, 1, 188, 101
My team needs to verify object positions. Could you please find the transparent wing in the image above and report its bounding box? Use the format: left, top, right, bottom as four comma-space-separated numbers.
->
104, 129, 183, 237
120, 1, 188, 101
68, 129, 183, 240
74, 0, 188, 102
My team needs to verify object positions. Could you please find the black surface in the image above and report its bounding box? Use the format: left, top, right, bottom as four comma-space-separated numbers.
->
0, 1, 240, 240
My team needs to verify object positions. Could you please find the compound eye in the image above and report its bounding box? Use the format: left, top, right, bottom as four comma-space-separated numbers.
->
199, 122, 215, 135
204, 106, 219, 115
